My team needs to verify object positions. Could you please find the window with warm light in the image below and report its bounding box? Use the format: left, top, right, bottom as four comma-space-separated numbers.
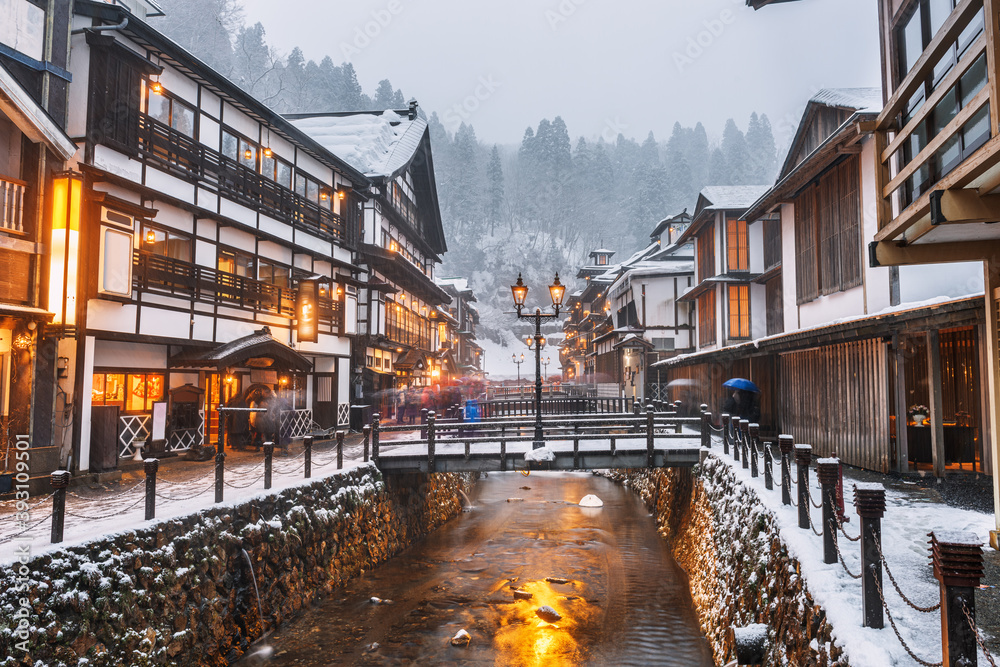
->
140, 223, 191, 263
726, 217, 749, 273
728, 284, 750, 340
145, 87, 196, 138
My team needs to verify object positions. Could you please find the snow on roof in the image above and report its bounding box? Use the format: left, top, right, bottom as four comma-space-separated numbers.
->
288, 110, 427, 178
810, 87, 883, 114
699, 185, 772, 211
436, 277, 471, 292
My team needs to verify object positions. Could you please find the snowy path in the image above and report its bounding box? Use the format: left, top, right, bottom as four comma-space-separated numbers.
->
0, 435, 413, 566
706, 432, 994, 667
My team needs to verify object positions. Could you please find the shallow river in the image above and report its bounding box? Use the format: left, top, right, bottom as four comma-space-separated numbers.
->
249, 472, 714, 666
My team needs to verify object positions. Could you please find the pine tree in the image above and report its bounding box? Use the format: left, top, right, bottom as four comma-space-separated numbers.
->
720, 119, 752, 185
487, 145, 504, 235
708, 146, 727, 185
373, 79, 397, 109
689, 123, 711, 191
746, 112, 778, 183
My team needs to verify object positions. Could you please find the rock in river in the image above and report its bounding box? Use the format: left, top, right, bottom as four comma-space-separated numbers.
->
451, 629, 471, 647
512, 588, 533, 600
535, 606, 562, 623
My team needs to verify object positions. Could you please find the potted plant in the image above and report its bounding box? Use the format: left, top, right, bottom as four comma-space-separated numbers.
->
909, 404, 930, 426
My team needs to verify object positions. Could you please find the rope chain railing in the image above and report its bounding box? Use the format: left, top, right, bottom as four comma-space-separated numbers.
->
68, 480, 145, 502
872, 576, 943, 667
0, 493, 54, 521
963, 602, 998, 667
0, 511, 54, 545
873, 536, 941, 613
65, 494, 146, 520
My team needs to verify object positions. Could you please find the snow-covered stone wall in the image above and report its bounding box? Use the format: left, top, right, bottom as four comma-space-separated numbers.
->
608, 454, 848, 667
0, 465, 476, 667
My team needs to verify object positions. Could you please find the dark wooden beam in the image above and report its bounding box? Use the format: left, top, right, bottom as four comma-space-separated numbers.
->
930, 189, 1000, 225
869, 239, 1000, 267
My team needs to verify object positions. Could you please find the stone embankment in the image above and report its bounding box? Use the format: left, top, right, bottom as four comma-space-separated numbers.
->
608, 454, 848, 666
0, 465, 476, 667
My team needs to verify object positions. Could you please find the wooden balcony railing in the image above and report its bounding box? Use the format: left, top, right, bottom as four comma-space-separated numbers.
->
138, 115, 346, 244
876, 0, 995, 233
133, 251, 341, 330
0, 175, 26, 235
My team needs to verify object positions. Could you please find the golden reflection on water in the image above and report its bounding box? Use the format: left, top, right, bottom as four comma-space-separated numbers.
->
491, 577, 597, 666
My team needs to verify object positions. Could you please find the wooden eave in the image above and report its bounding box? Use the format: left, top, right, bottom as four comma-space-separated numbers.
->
745, 114, 875, 222
657, 296, 982, 367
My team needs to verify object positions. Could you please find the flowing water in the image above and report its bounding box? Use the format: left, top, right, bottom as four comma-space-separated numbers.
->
250, 472, 714, 666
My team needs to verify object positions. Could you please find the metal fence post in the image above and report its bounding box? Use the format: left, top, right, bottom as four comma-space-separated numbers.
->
733, 419, 741, 463
795, 444, 812, 530
336, 430, 344, 470
931, 531, 985, 667
633, 402, 641, 433
763, 443, 773, 490
740, 420, 750, 469
50, 470, 71, 544
779, 435, 794, 505
749, 423, 760, 477
420, 408, 429, 438
144, 458, 158, 521
371, 414, 380, 465
362, 425, 371, 462
854, 482, 885, 629
500, 439, 507, 472
304, 435, 313, 479
722, 413, 731, 455
263, 442, 274, 489
701, 411, 711, 449
816, 457, 840, 564
215, 417, 226, 504
647, 403, 656, 467
427, 411, 436, 471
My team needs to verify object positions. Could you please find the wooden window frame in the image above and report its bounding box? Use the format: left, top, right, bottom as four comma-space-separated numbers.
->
727, 284, 751, 341
698, 290, 716, 347
697, 225, 716, 283
726, 217, 750, 273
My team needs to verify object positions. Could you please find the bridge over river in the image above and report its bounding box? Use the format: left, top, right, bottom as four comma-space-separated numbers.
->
371, 409, 707, 475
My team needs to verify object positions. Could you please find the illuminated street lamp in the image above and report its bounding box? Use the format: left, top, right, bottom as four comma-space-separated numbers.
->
512, 353, 525, 390
510, 272, 565, 449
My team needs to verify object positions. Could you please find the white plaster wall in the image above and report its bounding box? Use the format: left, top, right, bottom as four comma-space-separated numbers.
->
159, 63, 198, 106
93, 145, 141, 182
200, 88, 221, 117
797, 287, 866, 330
138, 308, 190, 339
66, 32, 91, 138
93, 340, 167, 369
859, 138, 893, 314
899, 262, 984, 303
779, 202, 799, 333
199, 117, 221, 151
222, 102, 257, 139
86, 300, 137, 333
152, 203, 194, 234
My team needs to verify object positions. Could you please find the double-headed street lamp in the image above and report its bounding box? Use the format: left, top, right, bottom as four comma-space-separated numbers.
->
511, 272, 566, 449
511, 353, 525, 391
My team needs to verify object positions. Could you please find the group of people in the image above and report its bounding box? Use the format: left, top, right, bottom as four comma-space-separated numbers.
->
393, 385, 470, 424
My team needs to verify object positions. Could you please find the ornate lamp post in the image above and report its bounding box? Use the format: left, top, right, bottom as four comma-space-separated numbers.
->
542, 356, 551, 379
511, 272, 565, 449
511, 353, 524, 391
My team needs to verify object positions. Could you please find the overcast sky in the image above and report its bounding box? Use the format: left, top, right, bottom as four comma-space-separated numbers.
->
239, 0, 881, 148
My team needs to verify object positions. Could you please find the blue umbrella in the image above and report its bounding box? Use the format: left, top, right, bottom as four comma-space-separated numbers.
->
723, 378, 760, 393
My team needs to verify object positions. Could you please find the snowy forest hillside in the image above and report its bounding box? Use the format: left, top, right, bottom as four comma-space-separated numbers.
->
149, 0, 779, 356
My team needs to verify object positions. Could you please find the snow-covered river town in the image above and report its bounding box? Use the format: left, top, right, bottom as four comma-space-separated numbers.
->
5, 0, 1000, 665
